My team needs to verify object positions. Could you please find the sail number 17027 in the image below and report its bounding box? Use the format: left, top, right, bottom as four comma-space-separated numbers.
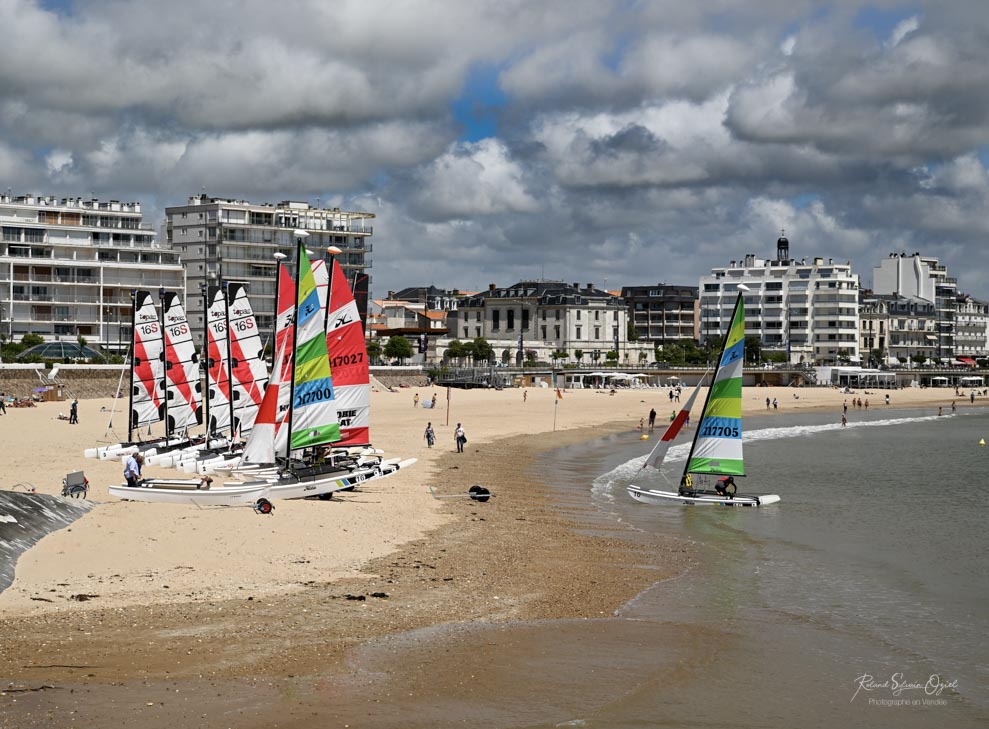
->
330, 352, 363, 368
700, 424, 739, 438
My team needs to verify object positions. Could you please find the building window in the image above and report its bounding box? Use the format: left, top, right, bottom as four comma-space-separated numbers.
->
555, 325, 561, 339
475, 327, 481, 337
576, 327, 582, 339
576, 310, 581, 320
594, 311, 599, 321
595, 328, 600, 339
464, 327, 469, 338
522, 309, 529, 331
492, 310, 500, 330
476, 311, 481, 322
541, 325, 547, 339
507, 310, 515, 330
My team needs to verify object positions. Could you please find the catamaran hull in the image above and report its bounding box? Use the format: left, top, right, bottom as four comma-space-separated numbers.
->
627, 485, 780, 507
108, 482, 266, 506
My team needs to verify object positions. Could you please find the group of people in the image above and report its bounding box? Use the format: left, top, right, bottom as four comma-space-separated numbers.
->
422, 421, 468, 453
413, 392, 438, 409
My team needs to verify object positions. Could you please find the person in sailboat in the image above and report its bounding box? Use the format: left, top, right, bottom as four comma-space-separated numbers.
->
715, 475, 736, 498
678, 473, 694, 497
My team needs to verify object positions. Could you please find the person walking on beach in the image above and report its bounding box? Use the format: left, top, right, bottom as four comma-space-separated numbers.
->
843, 400, 848, 414
938, 406, 943, 417
772, 398, 778, 411
454, 423, 466, 453
885, 394, 890, 406
648, 408, 657, 432
431, 393, 437, 408
668, 389, 674, 403
971, 391, 976, 404
766, 397, 771, 410
69, 398, 78, 425
124, 451, 144, 487
841, 413, 847, 427
951, 401, 956, 413
413, 393, 419, 408
0, 392, 6, 415
523, 389, 527, 403
864, 399, 869, 410
423, 422, 435, 448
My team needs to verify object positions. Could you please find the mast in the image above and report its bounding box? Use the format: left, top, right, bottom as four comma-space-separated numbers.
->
127, 289, 137, 443
223, 281, 235, 437
158, 287, 169, 440
283, 231, 308, 463
680, 287, 747, 482
201, 282, 211, 439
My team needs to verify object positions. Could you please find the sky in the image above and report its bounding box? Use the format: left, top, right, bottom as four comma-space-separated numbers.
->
2, 0, 988, 299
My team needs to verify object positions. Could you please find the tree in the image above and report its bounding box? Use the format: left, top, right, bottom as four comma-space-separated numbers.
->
384, 335, 413, 363
77, 334, 88, 348
524, 349, 537, 365
605, 350, 619, 366
501, 348, 511, 364
638, 351, 648, 366
366, 340, 382, 363
626, 320, 639, 342
744, 335, 762, 364
472, 337, 493, 364
574, 349, 583, 366
590, 349, 601, 365
21, 333, 44, 348
551, 349, 567, 366
444, 339, 465, 363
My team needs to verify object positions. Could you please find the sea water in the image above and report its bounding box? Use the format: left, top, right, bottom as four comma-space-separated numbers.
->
329, 407, 987, 728
535, 406, 987, 728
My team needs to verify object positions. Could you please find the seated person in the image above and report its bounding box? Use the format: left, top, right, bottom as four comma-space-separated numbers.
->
715, 475, 736, 497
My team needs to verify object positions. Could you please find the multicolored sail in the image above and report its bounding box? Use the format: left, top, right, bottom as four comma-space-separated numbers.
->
641, 371, 708, 472
322, 258, 370, 445
226, 283, 268, 435
684, 291, 745, 477
288, 246, 340, 451
129, 290, 165, 438
161, 292, 202, 433
205, 285, 232, 435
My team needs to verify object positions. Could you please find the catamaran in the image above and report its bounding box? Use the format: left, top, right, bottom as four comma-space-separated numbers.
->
85, 290, 204, 460
627, 287, 780, 507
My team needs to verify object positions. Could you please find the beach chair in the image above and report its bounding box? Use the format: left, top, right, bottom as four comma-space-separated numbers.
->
61, 471, 89, 499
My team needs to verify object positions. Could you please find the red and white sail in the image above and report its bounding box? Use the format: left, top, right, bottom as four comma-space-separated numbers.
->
205, 285, 232, 435
161, 292, 202, 433
240, 337, 288, 465
130, 290, 165, 434
226, 283, 268, 435
273, 263, 296, 454
641, 372, 709, 472
324, 257, 370, 445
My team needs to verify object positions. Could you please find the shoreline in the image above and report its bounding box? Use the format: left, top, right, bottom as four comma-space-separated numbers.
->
0, 385, 978, 725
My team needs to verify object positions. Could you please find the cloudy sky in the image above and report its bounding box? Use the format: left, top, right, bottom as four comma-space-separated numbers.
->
2, 0, 988, 298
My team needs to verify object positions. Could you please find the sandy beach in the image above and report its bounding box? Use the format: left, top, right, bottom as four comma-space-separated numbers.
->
0, 381, 973, 726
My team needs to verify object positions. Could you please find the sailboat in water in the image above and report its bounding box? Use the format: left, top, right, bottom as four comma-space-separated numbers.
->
627, 287, 780, 507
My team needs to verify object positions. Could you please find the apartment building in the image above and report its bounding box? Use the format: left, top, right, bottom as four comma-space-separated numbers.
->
872, 252, 958, 361
165, 195, 374, 340
698, 235, 860, 365
954, 294, 989, 359
0, 193, 184, 353
450, 281, 631, 365
620, 284, 698, 346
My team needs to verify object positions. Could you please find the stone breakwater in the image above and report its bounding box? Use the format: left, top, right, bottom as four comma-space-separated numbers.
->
0, 491, 94, 595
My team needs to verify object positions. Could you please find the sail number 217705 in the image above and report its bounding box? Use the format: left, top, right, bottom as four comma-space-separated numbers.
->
699, 424, 739, 438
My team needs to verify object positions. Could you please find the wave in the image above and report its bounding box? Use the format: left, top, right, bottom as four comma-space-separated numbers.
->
592, 412, 947, 499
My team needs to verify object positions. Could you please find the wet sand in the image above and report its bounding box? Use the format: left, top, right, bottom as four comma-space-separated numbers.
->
0, 383, 972, 726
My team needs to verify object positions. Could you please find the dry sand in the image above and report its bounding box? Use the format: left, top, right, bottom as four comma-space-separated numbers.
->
0, 381, 971, 726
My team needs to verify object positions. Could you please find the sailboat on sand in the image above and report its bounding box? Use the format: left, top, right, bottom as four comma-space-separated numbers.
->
627, 286, 780, 507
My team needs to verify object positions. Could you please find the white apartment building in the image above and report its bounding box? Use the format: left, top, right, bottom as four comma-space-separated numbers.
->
954, 294, 989, 359
873, 252, 958, 361
450, 281, 635, 365
699, 236, 860, 365
0, 193, 184, 353
165, 195, 374, 340
860, 291, 938, 365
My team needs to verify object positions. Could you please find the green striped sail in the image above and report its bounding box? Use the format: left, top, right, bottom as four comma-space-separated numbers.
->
289, 248, 341, 450
685, 292, 745, 476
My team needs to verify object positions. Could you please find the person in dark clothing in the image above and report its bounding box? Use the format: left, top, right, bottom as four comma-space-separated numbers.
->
715, 475, 736, 497
648, 408, 657, 432
69, 399, 79, 425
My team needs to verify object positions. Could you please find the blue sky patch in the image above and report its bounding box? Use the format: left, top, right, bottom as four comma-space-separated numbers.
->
451, 63, 508, 142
